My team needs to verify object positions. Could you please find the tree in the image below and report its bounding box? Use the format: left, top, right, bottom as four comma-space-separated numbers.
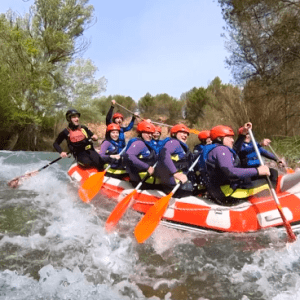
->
185, 87, 209, 126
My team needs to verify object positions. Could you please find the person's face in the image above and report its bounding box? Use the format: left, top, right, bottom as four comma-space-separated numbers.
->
245, 133, 251, 143
114, 117, 123, 125
206, 137, 212, 145
223, 136, 234, 148
142, 132, 152, 141
110, 130, 119, 141
176, 131, 188, 143
70, 114, 80, 126
152, 131, 161, 140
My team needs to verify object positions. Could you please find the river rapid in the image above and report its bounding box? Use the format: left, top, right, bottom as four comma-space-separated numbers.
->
1, 151, 300, 300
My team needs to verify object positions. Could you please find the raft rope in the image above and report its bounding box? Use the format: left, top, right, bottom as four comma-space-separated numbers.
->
101, 184, 293, 212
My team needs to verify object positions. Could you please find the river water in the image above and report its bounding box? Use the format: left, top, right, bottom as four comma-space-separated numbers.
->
1, 151, 300, 300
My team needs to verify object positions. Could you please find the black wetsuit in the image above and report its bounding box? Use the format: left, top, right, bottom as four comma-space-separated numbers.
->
53, 123, 103, 171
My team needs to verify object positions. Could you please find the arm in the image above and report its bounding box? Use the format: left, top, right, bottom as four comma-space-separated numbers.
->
233, 134, 245, 154
214, 147, 258, 180
260, 147, 277, 161
106, 106, 114, 126
158, 140, 180, 175
98, 141, 112, 163
53, 130, 68, 154
126, 141, 151, 170
122, 115, 136, 132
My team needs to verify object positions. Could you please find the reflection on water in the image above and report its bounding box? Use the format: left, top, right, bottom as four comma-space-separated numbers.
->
1, 151, 300, 300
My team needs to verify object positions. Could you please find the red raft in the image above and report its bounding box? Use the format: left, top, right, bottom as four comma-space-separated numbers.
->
68, 163, 300, 234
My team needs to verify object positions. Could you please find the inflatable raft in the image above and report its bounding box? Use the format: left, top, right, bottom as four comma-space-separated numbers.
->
68, 163, 300, 234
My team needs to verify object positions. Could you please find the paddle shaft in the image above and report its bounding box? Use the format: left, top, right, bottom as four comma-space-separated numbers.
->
114, 101, 200, 134
248, 128, 296, 242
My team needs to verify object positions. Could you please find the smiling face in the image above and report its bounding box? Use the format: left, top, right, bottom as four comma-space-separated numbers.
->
110, 130, 120, 141
70, 114, 80, 126
223, 136, 235, 148
176, 131, 188, 143
114, 117, 123, 125
141, 132, 152, 141
245, 133, 251, 143
152, 131, 161, 141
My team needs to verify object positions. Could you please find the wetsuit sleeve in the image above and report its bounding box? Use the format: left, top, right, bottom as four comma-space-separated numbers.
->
126, 140, 150, 170
106, 106, 114, 126
53, 129, 68, 153
122, 116, 136, 132
260, 147, 277, 161
233, 135, 245, 154
214, 146, 258, 180
158, 140, 179, 175
98, 141, 111, 163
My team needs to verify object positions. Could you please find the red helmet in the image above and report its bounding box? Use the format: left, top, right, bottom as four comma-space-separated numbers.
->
112, 112, 124, 121
210, 125, 235, 141
155, 126, 162, 133
198, 130, 210, 141
106, 123, 121, 132
170, 124, 190, 136
137, 121, 156, 133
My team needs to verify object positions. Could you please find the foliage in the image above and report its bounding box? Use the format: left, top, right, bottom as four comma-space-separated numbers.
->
218, 0, 300, 136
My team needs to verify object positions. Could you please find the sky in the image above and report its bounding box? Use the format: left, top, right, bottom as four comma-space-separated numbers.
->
0, 0, 232, 102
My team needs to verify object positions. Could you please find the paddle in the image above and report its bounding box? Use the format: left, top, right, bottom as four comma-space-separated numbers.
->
115, 101, 200, 135
78, 148, 126, 203
105, 162, 158, 232
268, 144, 294, 174
7, 154, 69, 188
134, 155, 200, 243
248, 128, 296, 242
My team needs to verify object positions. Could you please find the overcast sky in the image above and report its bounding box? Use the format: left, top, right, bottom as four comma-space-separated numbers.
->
0, 0, 232, 101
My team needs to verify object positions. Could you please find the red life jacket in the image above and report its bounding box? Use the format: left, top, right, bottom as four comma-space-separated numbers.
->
67, 126, 87, 143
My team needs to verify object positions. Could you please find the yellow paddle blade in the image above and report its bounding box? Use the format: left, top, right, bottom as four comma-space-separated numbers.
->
189, 128, 200, 135
78, 171, 106, 203
105, 189, 138, 232
134, 192, 173, 243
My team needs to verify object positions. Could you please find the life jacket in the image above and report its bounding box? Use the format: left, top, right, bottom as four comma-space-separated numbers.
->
239, 142, 261, 167
125, 137, 159, 184
150, 138, 169, 154
66, 126, 92, 153
99, 139, 126, 175
199, 143, 269, 205
168, 138, 192, 172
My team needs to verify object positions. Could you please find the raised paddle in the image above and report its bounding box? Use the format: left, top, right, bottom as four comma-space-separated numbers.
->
248, 128, 296, 242
105, 162, 158, 232
7, 154, 69, 188
134, 155, 200, 243
114, 101, 200, 135
78, 148, 126, 203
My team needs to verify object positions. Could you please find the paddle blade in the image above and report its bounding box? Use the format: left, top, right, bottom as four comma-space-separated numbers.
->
78, 171, 105, 203
105, 189, 138, 232
277, 205, 297, 242
189, 128, 200, 135
134, 192, 173, 243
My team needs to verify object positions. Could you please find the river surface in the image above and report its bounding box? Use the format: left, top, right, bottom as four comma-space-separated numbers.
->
1, 151, 300, 300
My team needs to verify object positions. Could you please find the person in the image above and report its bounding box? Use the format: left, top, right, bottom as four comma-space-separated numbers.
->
150, 126, 168, 154
98, 123, 127, 179
53, 109, 103, 171
193, 130, 212, 155
106, 99, 137, 148
236, 127, 283, 168
193, 130, 212, 193
155, 123, 197, 198
123, 120, 159, 188
199, 123, 272, 206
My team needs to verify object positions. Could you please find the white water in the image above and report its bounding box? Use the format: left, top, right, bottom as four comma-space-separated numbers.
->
1, 151, 300, 300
